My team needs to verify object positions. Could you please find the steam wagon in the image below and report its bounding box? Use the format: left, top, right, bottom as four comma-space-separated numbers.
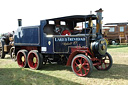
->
0, 32, 15, 60
14, 9, 112, 77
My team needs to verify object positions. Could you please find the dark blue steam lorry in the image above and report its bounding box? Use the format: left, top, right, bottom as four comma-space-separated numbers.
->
0, 9, 113, 77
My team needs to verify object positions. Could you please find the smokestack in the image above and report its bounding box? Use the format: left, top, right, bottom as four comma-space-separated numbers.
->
18, 19, 22, 26
95, 8, 103, 34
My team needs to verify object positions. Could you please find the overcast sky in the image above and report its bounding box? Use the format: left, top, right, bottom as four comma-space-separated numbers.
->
0, 0, 128, 33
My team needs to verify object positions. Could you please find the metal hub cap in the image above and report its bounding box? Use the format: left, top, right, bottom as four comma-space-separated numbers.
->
78, 64, 82, 69
33, 57, 37, 63
21, 56, 25, 62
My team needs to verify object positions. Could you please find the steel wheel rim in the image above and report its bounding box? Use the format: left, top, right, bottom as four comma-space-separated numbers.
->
73, 56, 90, 76
0, 50, 2, 57
17, 52, 26, 67
96, 55, 110, 70
28, 52, 38, 69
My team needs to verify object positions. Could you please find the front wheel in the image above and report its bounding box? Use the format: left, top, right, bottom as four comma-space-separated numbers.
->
95, 52, 113, 70
71, 54, 93, 77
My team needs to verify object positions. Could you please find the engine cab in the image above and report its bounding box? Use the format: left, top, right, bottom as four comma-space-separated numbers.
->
41, 15, 98, 54
39, 9, 107, 58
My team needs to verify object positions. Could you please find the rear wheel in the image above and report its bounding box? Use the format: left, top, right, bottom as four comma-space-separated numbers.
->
17, 50, 28, 68
27, 50, 43, 70
71, 54, 93, 77
95, 52, 113, 70
0, 41, 5, 59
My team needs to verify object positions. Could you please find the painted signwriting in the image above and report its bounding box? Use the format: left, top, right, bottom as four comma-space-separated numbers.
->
54, 37, 85, 42
54, 37, 86, 52
62, 42, 72, 45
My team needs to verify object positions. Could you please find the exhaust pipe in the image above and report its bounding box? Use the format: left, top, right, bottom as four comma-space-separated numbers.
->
95, 8, 103, 34
18, 19, 22, 26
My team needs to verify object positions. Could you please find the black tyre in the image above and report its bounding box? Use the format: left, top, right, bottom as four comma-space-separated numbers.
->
0, 40, 5, 59
95, 52, 113, 70
17, 50, 28, 68
71, 54, 93, 77
27, 50, 43, 70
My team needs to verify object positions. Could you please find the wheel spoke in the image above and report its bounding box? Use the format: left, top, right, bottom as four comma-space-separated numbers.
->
82, 67, 88, 74
75, 62, 79, 67
80, 69, 83, 75
84, 59, 87, 63
102, 59, 105, 62
104, 63, 107, 68
105, 63, 110, 67
97, 63, 103, 69
104, 56, 106, 60
82, 62, 89, 66
82, 66, 89, 71
78, 57, 82, 64
76, 68, 81, 72
100, 64, 103, 69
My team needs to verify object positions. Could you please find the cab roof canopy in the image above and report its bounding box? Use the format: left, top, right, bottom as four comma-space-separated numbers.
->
47, 14, 97, 22
105, 22, 128, 25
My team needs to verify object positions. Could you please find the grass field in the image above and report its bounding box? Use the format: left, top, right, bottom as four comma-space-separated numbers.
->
0, 45, 128, 85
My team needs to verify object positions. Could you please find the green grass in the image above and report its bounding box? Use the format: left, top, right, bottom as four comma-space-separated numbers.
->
0, 45, 128, 85
108, 45, 128, 58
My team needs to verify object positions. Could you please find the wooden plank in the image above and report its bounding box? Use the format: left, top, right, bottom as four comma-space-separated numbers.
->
120, 43, 128, 45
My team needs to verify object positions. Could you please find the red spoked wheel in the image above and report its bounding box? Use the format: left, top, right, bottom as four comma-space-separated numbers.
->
61, 30, 71, 35
95, 52, 113, 70
71, 54, 93, 77
17, 50, 28, 68
27, 50, 43, 70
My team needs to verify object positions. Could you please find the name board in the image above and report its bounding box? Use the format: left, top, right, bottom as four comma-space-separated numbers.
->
54, 37, 85, 42
54, 37, 86, 53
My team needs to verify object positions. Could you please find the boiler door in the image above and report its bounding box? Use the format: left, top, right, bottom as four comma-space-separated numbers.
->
91, 38, 107, 56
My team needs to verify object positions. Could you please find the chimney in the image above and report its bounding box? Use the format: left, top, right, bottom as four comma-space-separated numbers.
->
18, 19, 22, 26
90, 11, 92, 14
95, 8, 103, 34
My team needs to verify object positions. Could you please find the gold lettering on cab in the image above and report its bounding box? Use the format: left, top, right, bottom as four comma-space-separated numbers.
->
62, 42, 72, 45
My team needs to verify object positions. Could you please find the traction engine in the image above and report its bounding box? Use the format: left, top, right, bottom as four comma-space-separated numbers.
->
13, 8, 112, 77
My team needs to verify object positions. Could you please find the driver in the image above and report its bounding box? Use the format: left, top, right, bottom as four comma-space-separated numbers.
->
54, 25, 61, 35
